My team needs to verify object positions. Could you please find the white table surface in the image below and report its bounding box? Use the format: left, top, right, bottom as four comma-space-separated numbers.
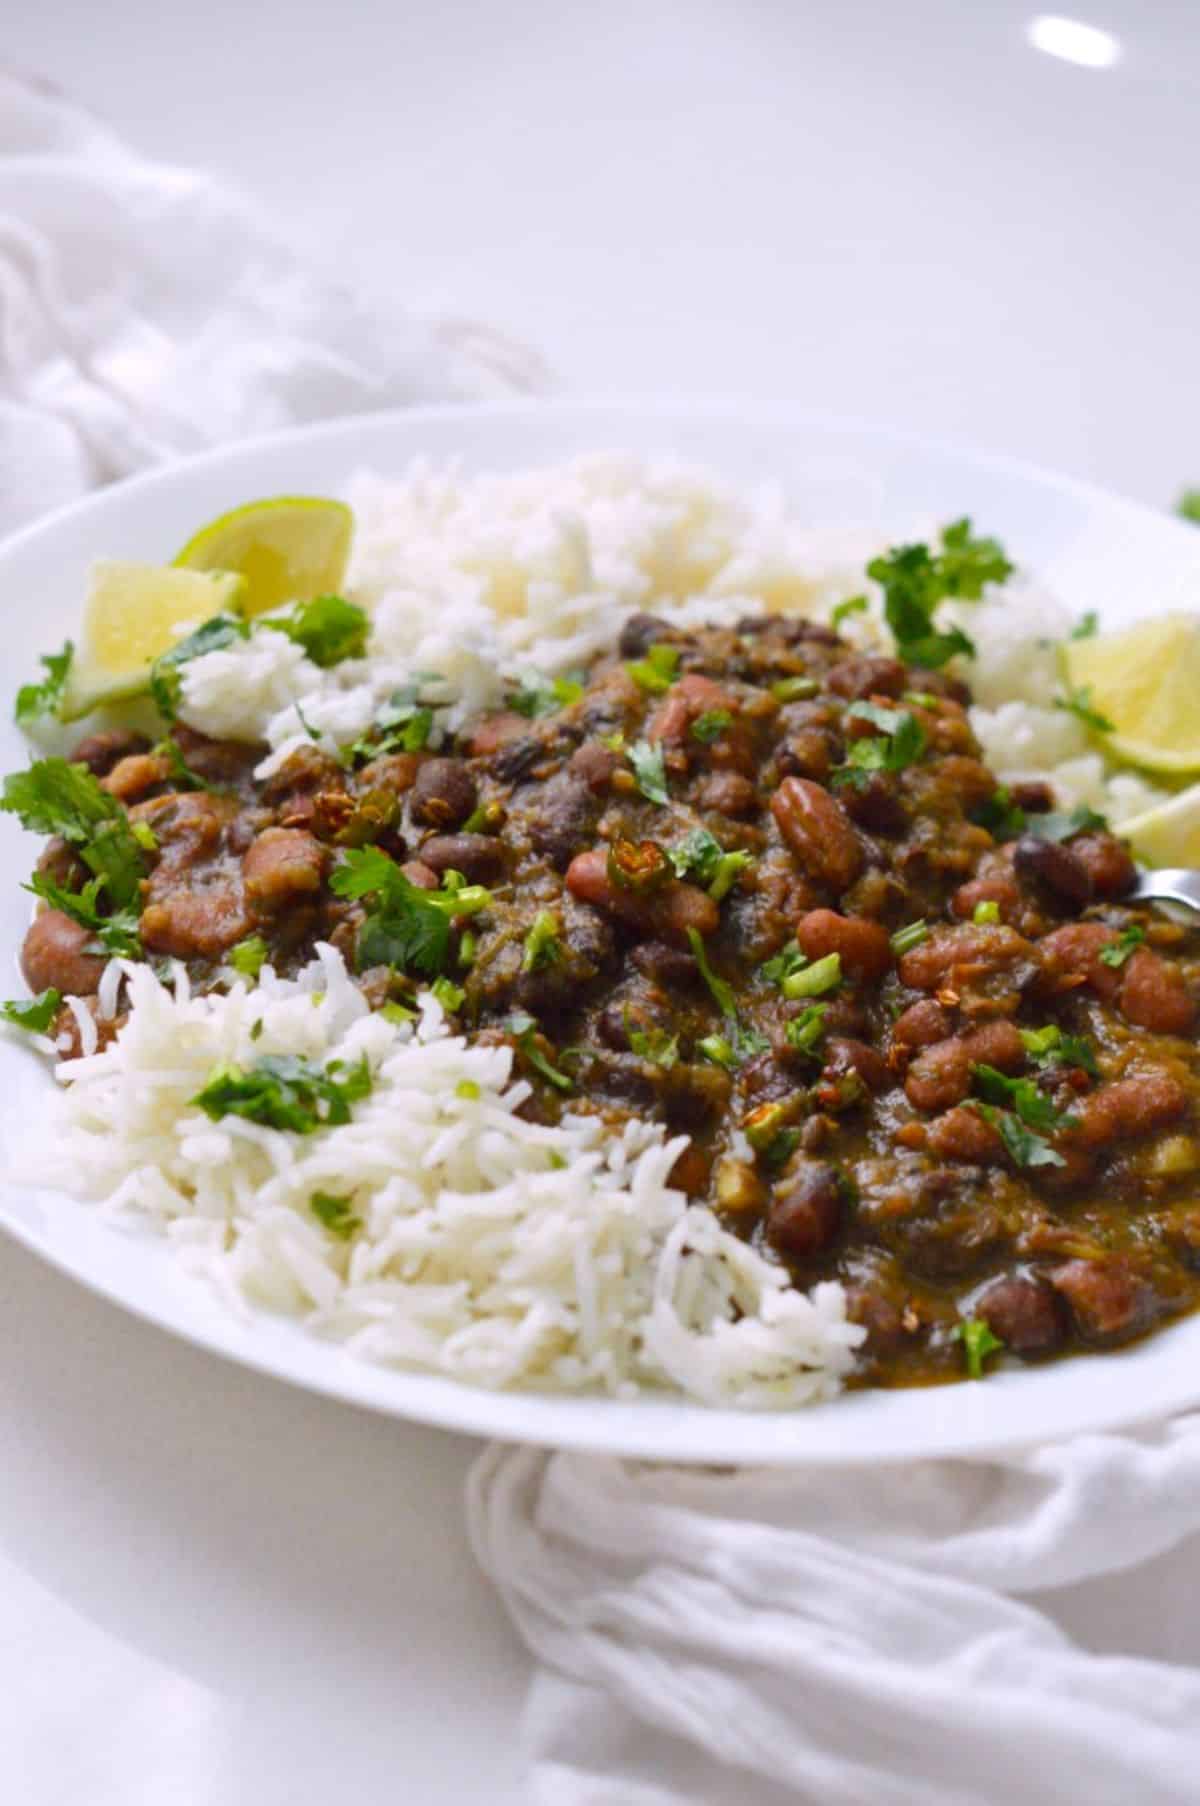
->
5, 1, 1200, 1799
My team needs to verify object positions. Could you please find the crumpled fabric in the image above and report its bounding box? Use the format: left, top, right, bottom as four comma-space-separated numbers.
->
469, 1428, 1200, 1804
0, 66, 544, 537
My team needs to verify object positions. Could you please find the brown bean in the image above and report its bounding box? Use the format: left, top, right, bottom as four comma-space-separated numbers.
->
905, 1039, 972, 1112
1070, 832, 1136, 899
569, 742, 621, 793
654, 882, 720, 943
926, 1105, 1006, 1164
952, 874, 1019, 921
618, 612, 674, 657
647, 673, 736, 746
776, 729, 833, 783
974, 1273, 1066, 1357
826, 655, 907, 701
71, 729, 150, 777
898, 924, 1035, 991
410, 758, 477, 829
242, 828, 328, 912
1009, 780, 1055, 814
841, 773, 907, 834
1049, 1258, 1160, 1343
466, 714, 529, 758
140, 887, 253, 960
400, 860, 439, 891
101, 752, 171, 803
356, 752, 420, 796
824, 1037, 889, 1093
892, 999, 952, 1048
21, 910, 108, 997
1119, 948, 1196, 1036
1038, 922, 1122, 1002
565, 848, 614, 910
564, 849, 718, 943
1013, 835, 1093, 907
771, 778, 863, 893
696, 771, 758, 818
767, 1161, 844, 1257
844, 1287, 907, 1357
796, 908, 892, 980
631, 941, 698, 984
1070, 1071, 1189, 1147
932, 756, 1004, 813
419, 833, 506, 884
962, 1019, 1025, 1072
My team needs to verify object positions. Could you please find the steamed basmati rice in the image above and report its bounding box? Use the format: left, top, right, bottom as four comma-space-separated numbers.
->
18, 452, 1162, 1408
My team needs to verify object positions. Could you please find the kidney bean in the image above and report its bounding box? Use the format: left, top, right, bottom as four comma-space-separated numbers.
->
1049, 1258, 1160, 1343
696, 771, 759, 817
843, 773, 908, 834
410, 758, 477, 829
796, 908, 892, 980
419, 833, 506, 884
631, 941, 698, 984
974, 1272, 1066, 1357
825, 655, 907, 700
1038, 922, 1122, 1001
356, 752, 420, 796
618, 612, 674, 657
771, 778, 863, 894
242, 828, 328, 911
844, 1287, 907, 1357
766, 1161, 844, 1257
569, 742, 621, 793
101, 751, 171, 803
1009, 780, 1055, 814
564, 850, 718, 942
655, 882, 720, 942
905, 1038, 972, 1111
963, 1019, 1026, 1071
933, 756, 1003, 813
21, 910, 108, 998
1013, 835, 1093, 907
1070, 832, 1136, 899
71, 729, 150, 777
952, 874, 1019, 921
776, 729, 833, 783
926, 1106, 1005, 1164
648, 673, 737, 746
1119, 948, 1196, 1036
1070, 1070, 1188, 1146
898, 923, 1035, 991
824, 1037, 889, 1093
466, 714, 528, 758
892, 999, 952, 1049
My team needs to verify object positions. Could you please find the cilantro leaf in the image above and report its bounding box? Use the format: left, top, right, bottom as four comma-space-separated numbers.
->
626, 644, 680, 694
1070, 611, 1099, 641
831, 594, 869, 628
1024, 803, 1109, 844
15, 643, 73, 727
1177, 489, 1200, 526
506, 670, 585, 718
1, 989, 62, 1032
669, 828, 724, 884
310, 1190, 362, 1239
628, 739, 669, 806
507, 1014, 574, 1091
1019, 1024, 1099, 1077
691, 709, 733, 744
264, 594, 368, 668
837, 702, 926, 786
228, 936, 269, 979
972, 785, 1028, 841
330, 847, 491, 977
971, 1100, 1066, 1168
150, 614, 250, 719
347, 677, 451, 763
972, 1063, 1076, 1134
1099, 924, 1145, 968
867, 519, 1011, 669
760, 941, 806, 987
26, 870, 142, 958
953, 1317, 1004, 1380
2, 758, 148, 913
192, 1053, 373, 1133
1054, 682, 1115, 734
626, 1019, 680, 1068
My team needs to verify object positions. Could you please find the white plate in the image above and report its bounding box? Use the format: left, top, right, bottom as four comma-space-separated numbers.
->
3, 397, 1200, 1466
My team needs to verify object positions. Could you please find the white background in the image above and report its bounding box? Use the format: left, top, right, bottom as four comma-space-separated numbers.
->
4, 2, 1200, 1800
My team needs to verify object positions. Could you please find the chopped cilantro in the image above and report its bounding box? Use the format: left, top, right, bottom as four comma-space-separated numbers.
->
867, 518, 1012, 669
153, 736, 212, 793
507, 670, 585, 718
348, 676, 449, 763
264, 594, 368, 668
691, 708, 733, 744
430, 975, 465, 1012
669, 829, 752, 899
522, 910, 562, 973
1070, 611, 1099, 641
784, 1003, 826, 1054
507, 1014, 574, 1091
26, 870, 142, 958
627, 738, 669, 805
831, 594, 869, 628
626, 1018, 680, 1068
837, 702, 926, 786
1099, 924, 1145, 968
686, 928, 737, 1016
626, 644, 680, 694
890, 919, 929, 956
972, 1063, 1076, 1134
1, 989, 62, 1032
781, 952, 841, 1000
953, 1317, 1004, 1380
1024, 804, 1109, 844
330, 846, 491, 976
973, 785, 1028, 841
760, 941, 806, 987
761, 1127, 801, 1170
15, 643, 73, 727
971, 1100, 1066, 1168
1055, 682, 1115, 734
192, 1053, 372, 1133
228, 936, 269, 980
696, 1032, 737, 1071
310, 1191, 362, 1240
1019, 1024, 1099, 1077
150, 614, 249, 719
973, 900, 1001, 925
902, 690, 941, 709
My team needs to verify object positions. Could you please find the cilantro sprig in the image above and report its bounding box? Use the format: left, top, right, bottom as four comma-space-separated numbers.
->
1, 989, 62, 1033
627, 739, 669, 806
1099, 924, 1145, 969
836, 702, 926, 787
15, 643, 73, 727
330, 847, 491, 976
668, 828, 753, 900
193, 1053, 373, 1133
264, 594, 368, 668
2, 759, 149, 938
150, 614, 249, 719
867, 518, 1012, 669
506, 670, 585, 718
952, 1317, 1005, 1380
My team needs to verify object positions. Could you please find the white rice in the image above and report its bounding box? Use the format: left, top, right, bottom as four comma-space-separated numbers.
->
20, 452, 1173, 1407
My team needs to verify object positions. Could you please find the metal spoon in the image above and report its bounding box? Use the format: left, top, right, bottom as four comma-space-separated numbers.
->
1130, 869, 1200, 913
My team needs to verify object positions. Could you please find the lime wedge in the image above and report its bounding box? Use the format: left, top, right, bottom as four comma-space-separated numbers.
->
1060, 615, 1200, 776
60, 561, 247, 722
174, 496, 353, 617
1119, 786, 1200, 868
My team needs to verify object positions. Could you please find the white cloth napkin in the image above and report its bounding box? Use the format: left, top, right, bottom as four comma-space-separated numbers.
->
470, 1432, 1200, 1803
0, 67, 544, 536
8, 64, 1200, 1806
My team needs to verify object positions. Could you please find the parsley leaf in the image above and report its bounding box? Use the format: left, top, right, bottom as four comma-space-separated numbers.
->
192, 1053, 373, 1133
837, 702, 926, 786
1099, 924, 1145, 968
971, 1100, 1066, 1168
310, 1191, 362, 1240
150, 614, 250, 719
330, 847, 491, 976
627, 644, 680, 694
628, 739, 669, 805
1, 989, 62, 1032
264, 594, 368, 668
506, 671, 585, 718
953, 1317, 1004, 1380
15, 643, 73, 727
1055, 682, 1115, 734
831, 594, 870, 628
867, 518, 1012, 669
691, 708, 733, 744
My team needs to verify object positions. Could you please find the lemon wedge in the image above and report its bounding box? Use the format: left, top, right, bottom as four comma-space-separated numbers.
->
60, 561, 247, 722
174, 496, 353, 617
1061, 614, 1200, 776
1119, 786, 1200, 868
